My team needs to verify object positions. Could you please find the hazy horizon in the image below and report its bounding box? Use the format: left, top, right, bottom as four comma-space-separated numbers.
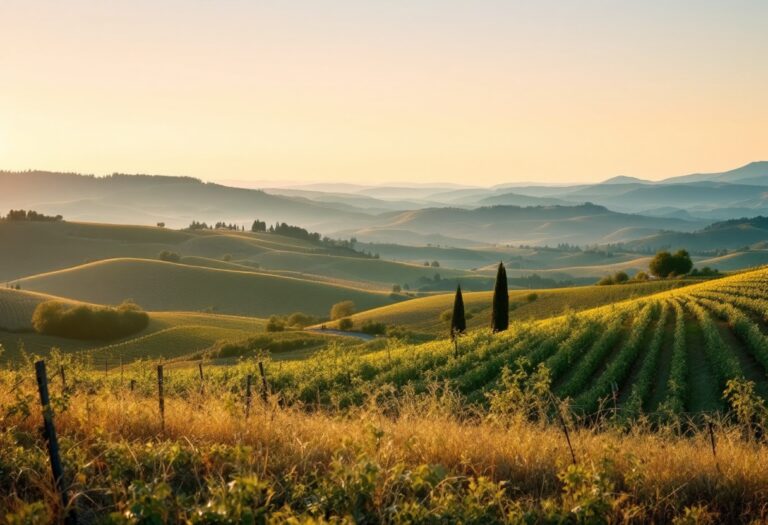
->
2, 1, 767, 185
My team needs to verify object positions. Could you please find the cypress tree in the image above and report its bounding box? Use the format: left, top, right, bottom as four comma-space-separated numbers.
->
491, 262, 509, 332
451, 284, 466, 339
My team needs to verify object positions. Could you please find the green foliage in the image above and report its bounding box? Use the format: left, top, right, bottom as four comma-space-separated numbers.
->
338, 317, 354, 331
360, 320, 386, 335
451, 285, 466, 338
331, 301, 356, 320
32, 300, 149, 340
650, 250, 693, 278
265, 315, 285, 332
491, 263, 508, 332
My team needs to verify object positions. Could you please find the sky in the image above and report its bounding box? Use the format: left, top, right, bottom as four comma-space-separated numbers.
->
1, 0, 766, 186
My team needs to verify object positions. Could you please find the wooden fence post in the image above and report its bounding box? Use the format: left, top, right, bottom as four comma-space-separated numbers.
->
35, 360, 77, 524
198, 361, 205, 395
157, 365, 165, 431
245, 374, 253, 419
708, 421, 720, 473
258, 362, 268, 402
551, 394, 577, 465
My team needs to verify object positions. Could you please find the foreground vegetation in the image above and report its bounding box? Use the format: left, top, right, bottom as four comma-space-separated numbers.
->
3, 359, 768, 523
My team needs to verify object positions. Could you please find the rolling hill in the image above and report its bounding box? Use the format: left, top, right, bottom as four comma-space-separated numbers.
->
13, 258, 399, 317
340, 204, 702, 246
326, 279, 689, 336
0, 220, 470, 288
0, 171, 370, 230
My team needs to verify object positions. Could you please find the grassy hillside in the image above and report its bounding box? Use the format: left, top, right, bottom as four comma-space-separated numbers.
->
15, 258, 399, 317
0, 286, 269, 360
0, 221, 472, 289
273, 267, 768, 418
326, 279, 689, 336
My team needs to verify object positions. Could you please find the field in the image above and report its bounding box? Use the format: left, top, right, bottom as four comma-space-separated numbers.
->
5, 261, 768, 522
13, 258, 400, 317
326, 279, 692, 336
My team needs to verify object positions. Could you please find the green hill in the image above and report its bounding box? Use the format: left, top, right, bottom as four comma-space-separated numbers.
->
284, 267, 768, 416
324, 279, 688, 336
15, 258, 399, 317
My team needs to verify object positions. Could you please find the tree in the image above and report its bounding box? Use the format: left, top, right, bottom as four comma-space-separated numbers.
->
392, 284, 401, 293
491, 262, 509, 332
450, 284, 466, 339
649, 250, 692, 278
251, 219, 267, 233
338, 317, 354, 331
330, 300, 355, 320
430, 260, 440, 268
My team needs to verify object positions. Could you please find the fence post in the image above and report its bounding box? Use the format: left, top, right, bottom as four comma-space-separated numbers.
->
130, 379, 136, 392
35, 360, 77, 524
258, 361, 268, 402
198, 361, 205, 395
708, 421, 720, 473
245, 374, 253, 419
551, 394, 577, 465
157, 365, 165, 431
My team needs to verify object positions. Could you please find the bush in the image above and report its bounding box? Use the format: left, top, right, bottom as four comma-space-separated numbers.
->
222, 254, 232, 262
331, 301, 356, 320
633, 271, 649, 281
338, 318, 354, 331
597, 275, 614, 286
526, 293, 539, 302
287, 312, 319, 328
159, 250, 181, 263
32, 300, 149, 340
266, 315, 286, 332
613, 271, 629, 284
361, 320, 387, 335
649, 250, 692, 278
392, 284, 402, 293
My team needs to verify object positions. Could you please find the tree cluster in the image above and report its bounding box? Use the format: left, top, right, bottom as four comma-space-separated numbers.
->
649, 250, 693, 278
32, 300, 149, 340
4, 209, 63, 222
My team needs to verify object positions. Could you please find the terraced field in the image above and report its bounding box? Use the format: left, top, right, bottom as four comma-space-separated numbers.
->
276, 267, 768, 417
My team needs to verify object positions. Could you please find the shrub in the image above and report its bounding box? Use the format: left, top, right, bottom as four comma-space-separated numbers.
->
633, 271, 649, 281
392, 284, 402, 293
597, 275, 614, 286
331, 301, 356, 320
266, 315, 286, 332
338, 318, 353, 331
613, 271, 629, 284
32, 300, 149, 340
159, 250, 181, 263
649, 250, 692, 278
287, 312, 319, 328
526, 292, 539, 302
361, 320, 386, 335
222, 254, 232, 262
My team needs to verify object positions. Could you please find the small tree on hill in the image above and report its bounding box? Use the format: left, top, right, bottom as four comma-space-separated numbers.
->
491, 262, 509, 332
331, 300, 356, 320
649, 250, 693, 278
450, 284, 466, 339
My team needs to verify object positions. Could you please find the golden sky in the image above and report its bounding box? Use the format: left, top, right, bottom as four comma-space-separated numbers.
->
1, 1, 766, 185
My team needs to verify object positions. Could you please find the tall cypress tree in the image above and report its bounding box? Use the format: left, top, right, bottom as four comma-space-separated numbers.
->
491, 262, 509, 332
451, 284, 466, 339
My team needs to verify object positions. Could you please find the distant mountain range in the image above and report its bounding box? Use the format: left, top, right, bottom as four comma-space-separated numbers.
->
2, 162, 767, 249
